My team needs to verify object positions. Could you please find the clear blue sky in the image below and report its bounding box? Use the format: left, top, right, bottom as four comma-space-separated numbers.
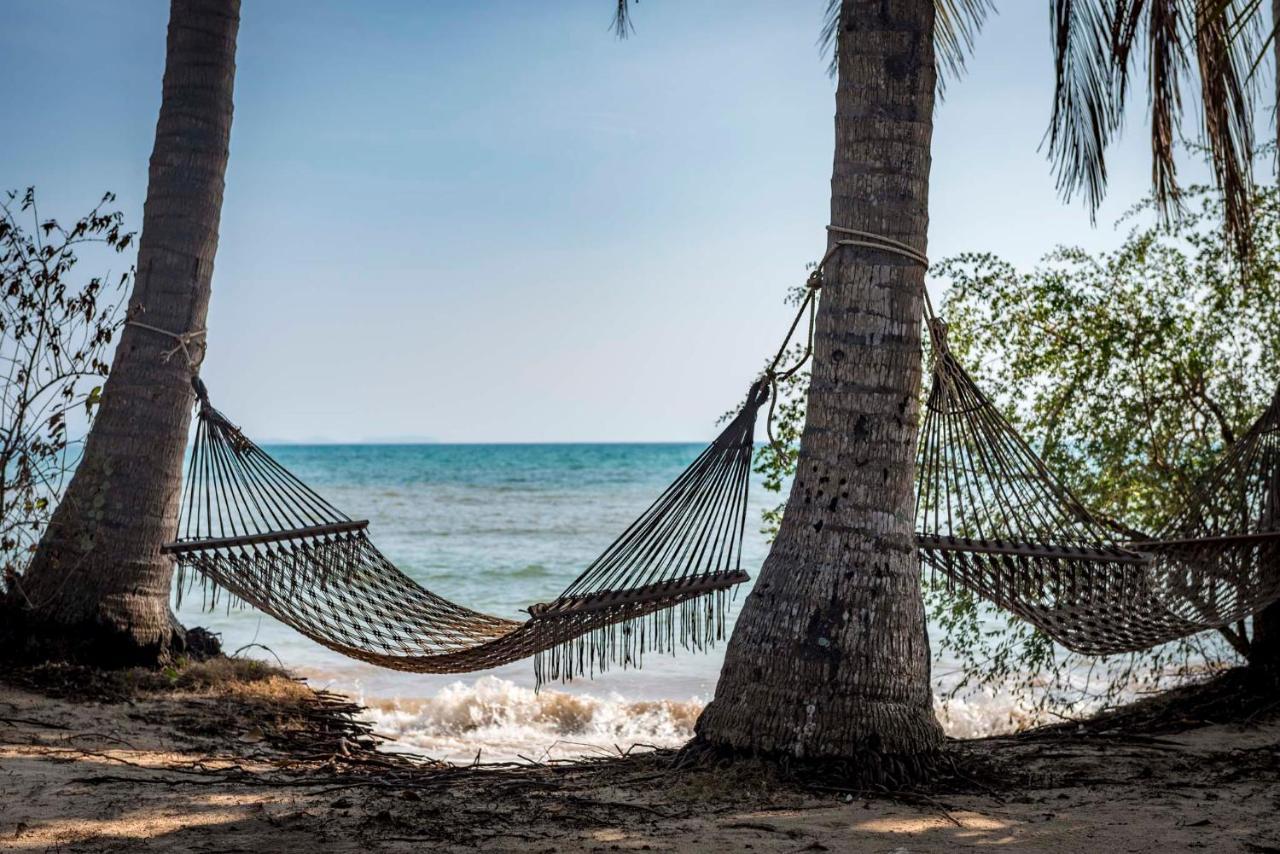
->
0, 1, 1224, 442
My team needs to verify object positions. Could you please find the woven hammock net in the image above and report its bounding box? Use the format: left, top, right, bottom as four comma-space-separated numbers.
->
917, 318, 1280, 655
165, 299, 1280, 678
165, 380, 768, 682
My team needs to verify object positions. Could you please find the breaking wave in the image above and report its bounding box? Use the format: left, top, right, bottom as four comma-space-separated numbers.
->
360, 677, 702, 764
357, 676, 1067, 764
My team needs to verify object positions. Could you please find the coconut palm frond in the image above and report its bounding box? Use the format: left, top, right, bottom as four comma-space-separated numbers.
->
1052, 0, 1260, 259
1142, 0, 1189, 226
613, 0, 634, 39
1048, 0, 1119, 218
819, 0, 844, 77
1194, 0, 1260, 256
1109, 0, 1148, 102
1106, 0, 1185, 218
1243, 0, 1276, 82
820, 0, 992, 93
935, 0, 995, 96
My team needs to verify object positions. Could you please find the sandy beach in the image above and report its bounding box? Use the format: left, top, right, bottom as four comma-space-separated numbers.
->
2, 660, 1278, 853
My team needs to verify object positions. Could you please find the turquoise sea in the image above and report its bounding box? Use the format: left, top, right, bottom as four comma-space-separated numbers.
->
172, 443, 1043, 762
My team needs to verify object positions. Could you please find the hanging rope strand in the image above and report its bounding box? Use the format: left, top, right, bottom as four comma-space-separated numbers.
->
149, 223, 1280, 681
761, 226, 931, 454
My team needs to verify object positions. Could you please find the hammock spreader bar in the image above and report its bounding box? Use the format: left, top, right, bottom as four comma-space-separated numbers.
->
915, 313, 1280, 654
160, 222, 1280, 677
162, 520, 370, 555
164, 378, 767, 682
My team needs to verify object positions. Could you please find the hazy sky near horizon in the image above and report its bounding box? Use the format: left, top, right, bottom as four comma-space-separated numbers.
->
2, 1, 1224, 442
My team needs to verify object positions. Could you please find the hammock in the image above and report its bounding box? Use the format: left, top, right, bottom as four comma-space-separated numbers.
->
164, 377, 767, 682
1132, 384, 1280, 638
916, 316, 1280, 654
154, 224, 1278, 679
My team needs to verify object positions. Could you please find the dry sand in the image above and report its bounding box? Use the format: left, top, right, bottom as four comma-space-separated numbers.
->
2, 665, 1279, 853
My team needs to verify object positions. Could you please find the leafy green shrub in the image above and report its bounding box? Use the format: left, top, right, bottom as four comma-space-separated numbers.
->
757, 185, 1280, 719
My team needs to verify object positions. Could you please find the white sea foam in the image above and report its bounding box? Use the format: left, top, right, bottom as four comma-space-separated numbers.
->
359, 676, 703, 764
356, 676, 1080, 763
170, 443, 1160, 763
934, 691, 1085, 738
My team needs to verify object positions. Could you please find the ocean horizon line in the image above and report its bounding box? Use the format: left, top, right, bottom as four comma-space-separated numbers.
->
257, 439, 713, 447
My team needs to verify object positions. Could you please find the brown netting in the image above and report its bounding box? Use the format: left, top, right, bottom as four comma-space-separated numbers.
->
165, 378, 767, 682
161, 225, 1280, 679
1134, 385, 1280, 637
917, 316, 1280, 654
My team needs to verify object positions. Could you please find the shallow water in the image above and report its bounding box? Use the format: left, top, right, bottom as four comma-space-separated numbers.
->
173, 442, 1051, 763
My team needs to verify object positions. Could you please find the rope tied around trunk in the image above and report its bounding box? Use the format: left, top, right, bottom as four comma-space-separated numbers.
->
126, 319, 208, 371
143, 220, 1279, 681
759, 226, 931, 453
162, 372, 767, 683
823, 225, 930, 269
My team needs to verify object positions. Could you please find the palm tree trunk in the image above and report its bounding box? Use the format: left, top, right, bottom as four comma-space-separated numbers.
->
9, 0, 239, 665
1247, 0, 1280, 683
693, 0, 942, 779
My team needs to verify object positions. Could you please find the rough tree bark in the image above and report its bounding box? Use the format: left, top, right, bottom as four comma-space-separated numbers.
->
694, 0, 943, 778
1247, 0, 1280, 682
8, 0, 239, 666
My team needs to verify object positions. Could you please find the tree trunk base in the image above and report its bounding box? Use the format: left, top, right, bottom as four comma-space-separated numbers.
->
1246, 658, 1280, 695
0, 596, 213, 669
1249, 602, 1280, 690
674, 734, 943, 791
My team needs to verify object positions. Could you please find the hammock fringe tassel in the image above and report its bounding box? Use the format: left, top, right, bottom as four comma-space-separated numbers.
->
162, 378, 767, 684
532, 583, 738, 684
917, 317, 1280, 654
160, 267, 1280, 680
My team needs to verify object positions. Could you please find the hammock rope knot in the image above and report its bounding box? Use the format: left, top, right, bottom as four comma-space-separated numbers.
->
916, 308, 1280, 653
162, 374, 768, 683
126, 318, 208, 371
153, 225, 1280, 684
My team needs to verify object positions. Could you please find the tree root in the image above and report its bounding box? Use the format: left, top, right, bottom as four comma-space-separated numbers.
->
672, 734, 947, 793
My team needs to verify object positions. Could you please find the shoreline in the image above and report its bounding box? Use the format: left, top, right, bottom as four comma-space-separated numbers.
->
2, 658, 1278, 852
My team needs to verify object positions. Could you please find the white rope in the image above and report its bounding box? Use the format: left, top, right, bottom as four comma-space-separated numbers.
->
821, 224, 936, 318
126, 320, 207, 370
822, 225, 930, 268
